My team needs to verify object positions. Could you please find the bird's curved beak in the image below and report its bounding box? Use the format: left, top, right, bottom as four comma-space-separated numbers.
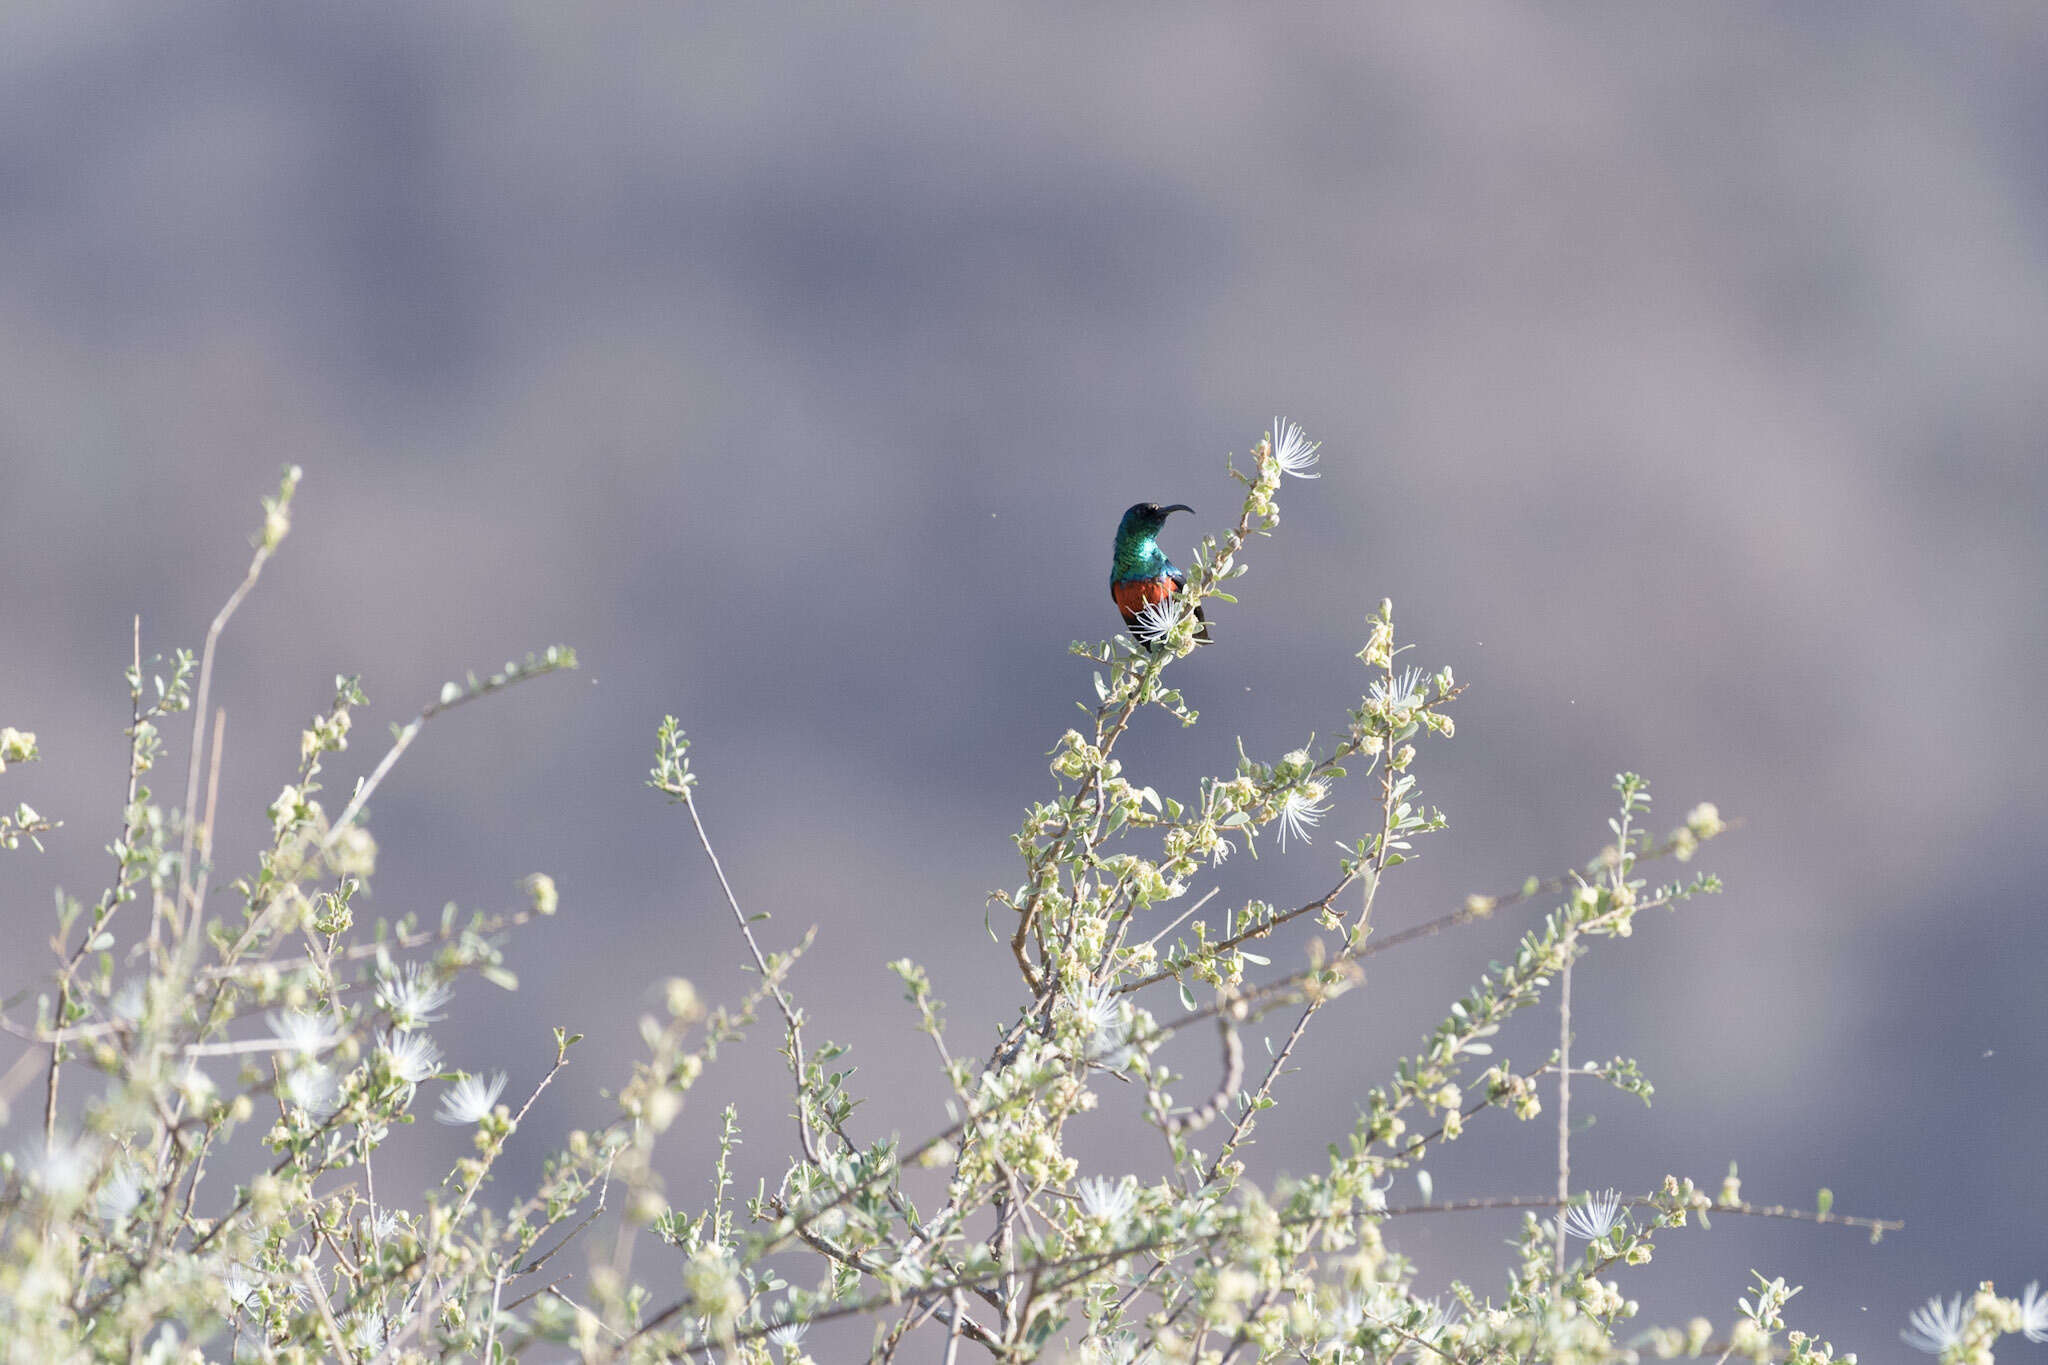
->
1160, 504, 1194, 517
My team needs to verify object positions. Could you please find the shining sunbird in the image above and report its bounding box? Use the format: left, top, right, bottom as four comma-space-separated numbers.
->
1109, 502, 1210, 647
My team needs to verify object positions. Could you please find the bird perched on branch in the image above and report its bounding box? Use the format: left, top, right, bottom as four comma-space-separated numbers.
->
1110, 502, 1210, 647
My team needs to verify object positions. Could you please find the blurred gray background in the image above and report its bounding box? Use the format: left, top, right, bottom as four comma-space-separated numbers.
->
3, 2, 2045, 1353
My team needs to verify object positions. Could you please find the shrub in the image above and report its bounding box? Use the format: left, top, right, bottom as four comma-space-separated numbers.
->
0, 430, 2020, 1362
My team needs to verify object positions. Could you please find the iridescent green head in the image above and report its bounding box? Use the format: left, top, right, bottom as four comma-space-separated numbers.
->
1111, 502, 1193, 584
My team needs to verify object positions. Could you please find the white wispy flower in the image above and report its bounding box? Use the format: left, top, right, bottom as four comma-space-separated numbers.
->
26, 1135, 94, 1197
1269, 416, 1322, 479
2020, 1281, 2048, 1343
1562, 1187, 1625, 1241
359, 1209, 404, 1245
1074, 1174, 1138, 1226
284, 1063, 339, 1117
1082, 1333, 1156, 1365
1063, 979, 1136, 1070
1368, 666, 1428, 713
1207, 831, 1234, 867
1275, 783, 1329, 851
435, 1070, 506, 1125
1405, 1298, 1455, 1357
376, 963, 452, 1030
1064, 979, 1120, 1038
1321, 1293, 1367, 1348
348, 1310, 388, 1354
1901, 1293, 1967, 1354
224, 1267, 260, 1311
96, 1159, 147, 1223
766, 1320, 809, 1351
266, 1008, 339, 1058
381, 1030, 443, 1085
1131, 594, 1195, 650
112, 980, 147, 1022
227, 1266, 304, 1314
175, 1063, 216, 1109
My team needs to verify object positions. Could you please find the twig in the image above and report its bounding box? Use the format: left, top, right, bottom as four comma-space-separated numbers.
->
450, 1046, 571, 1230
482, 1267, 507, 1362
1163, 1013, 1244, 1136
180, 707, 228, 943
1554, 929, 1574, 1279
513, 1153, 614, 1278
1119, 876, 1353, 996
678, 784, 821, 1166
175, 490, 291, 939
1205, 998, 1315, 1182
1126, 886, 1223, 973
876, 1295, 941, 1361
323, 651, 574, 857
943, 1289, 965, 1365
300, 1257, 351, 1359
1374, 1193, 1900, 1234
47, 619, 156, 1141
503, 1271, 574, 1314
0, 1044, 45, 1115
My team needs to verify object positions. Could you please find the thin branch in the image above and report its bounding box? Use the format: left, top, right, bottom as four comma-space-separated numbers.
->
449, 1045, 571, 1230
512, 1153, 614, 1279
503, 1270, 575, 1314
1375, 1193, 1901, 1234
876, 1295, 939, 1362
180, 706, 228, 943
46, 617, 155, 1141
299, 1256, 350, 1360
1163, 1013, 1244, 1136
1360, 823, 1719, 964
482, 1267, 507, 1362
942, 1289, 965, 1365
1554, 931, 1574, 1280
1134, 884, 1221, 955
175, 494, 291, 936
1119, 874, 1354, 996
1205, 998, 1315, 1182
679, 784, 821, 1166
322, 650, 575, 857
0, 1042, 46, 1115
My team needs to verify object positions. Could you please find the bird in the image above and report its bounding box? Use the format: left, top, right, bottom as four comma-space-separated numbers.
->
1109, 502, 1210, 647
